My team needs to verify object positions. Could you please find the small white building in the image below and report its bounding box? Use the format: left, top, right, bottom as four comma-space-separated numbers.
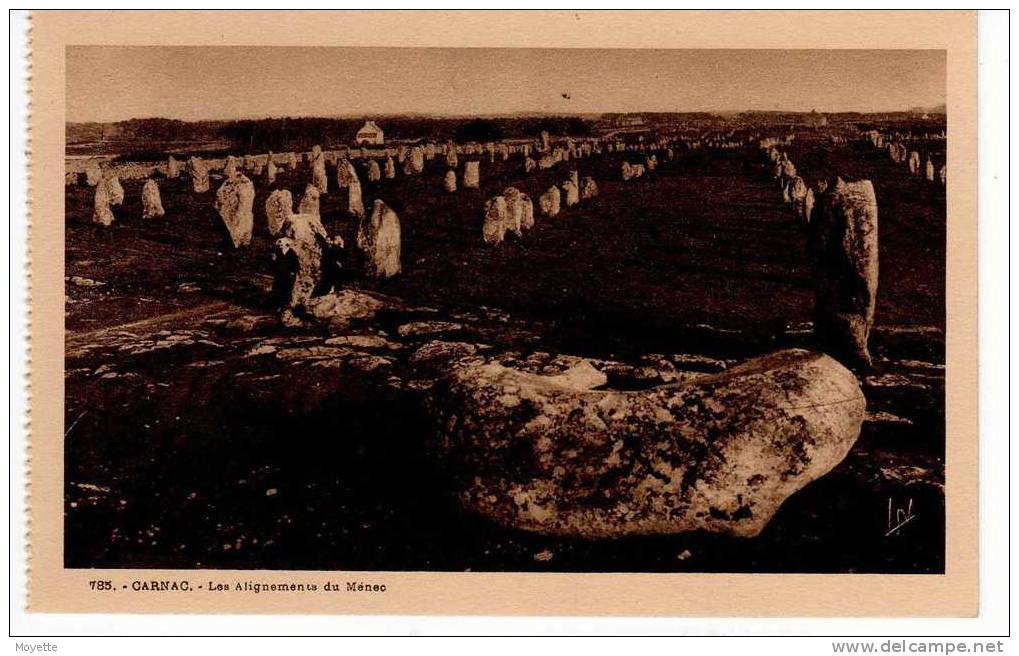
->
355, 120, 384, 145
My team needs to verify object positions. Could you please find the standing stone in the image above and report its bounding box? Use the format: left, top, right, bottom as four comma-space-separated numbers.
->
580, 176, 598, 200
356, 199, 401, 278
666, 148, 675, 161
311, 145, 328, 193
274, 212, 328, 315
141, 179, 165, 219
519, 194, 535, 230
266, 159, 278, 185
561, 178, 579, 208
540, 130, 550, 152
443, 169, 457, 193
186, 157, 209, 193
348, 177, 365, 218
790, 176, 809, 219
166, 156, 180, 179
446, 147, 458, 168
502, 188, 523, 237
463, 161, 480, 189
92, 181, 114, 226
908, 150, 920, 175
409, 147, 425, 174
397, 145, 407, 164
779, 157, 796, 181
367, 160, 382, 182
482, 196, 508, 246
85, 160, 102, 187
384, 156, 396, 180
804, 187, 816, 224
336, 159, 355, 189
810, 178, 879, 367
214, 173, 256, 248
265, 189, 294, 237
539, 186, 560, 218
286, 152, 298, 170
224, 156, 240, 179
939, 163, 947, 186
103, 173, 125, 206
298, 184, 321, 220
925, 158, 935, 182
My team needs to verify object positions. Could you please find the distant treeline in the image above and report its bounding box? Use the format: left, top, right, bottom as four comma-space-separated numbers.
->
67, 116, 595, 152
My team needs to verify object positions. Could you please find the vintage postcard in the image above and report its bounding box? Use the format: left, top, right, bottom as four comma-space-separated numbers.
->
26, 10, 977, 616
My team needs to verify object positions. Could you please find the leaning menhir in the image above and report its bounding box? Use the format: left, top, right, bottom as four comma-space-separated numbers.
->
428, 348, 865, 538
809, 178, 879, 368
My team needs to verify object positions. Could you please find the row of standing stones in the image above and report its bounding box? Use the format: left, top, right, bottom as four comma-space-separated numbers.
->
74, 130, 900, 539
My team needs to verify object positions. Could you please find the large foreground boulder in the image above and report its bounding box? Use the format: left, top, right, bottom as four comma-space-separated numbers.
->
429, 348, 865, 538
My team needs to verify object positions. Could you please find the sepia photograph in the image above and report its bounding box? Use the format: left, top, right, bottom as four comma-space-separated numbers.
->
61, 43, 949, 576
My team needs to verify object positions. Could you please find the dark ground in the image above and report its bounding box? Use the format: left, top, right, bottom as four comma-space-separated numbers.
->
64, 134, 946, 573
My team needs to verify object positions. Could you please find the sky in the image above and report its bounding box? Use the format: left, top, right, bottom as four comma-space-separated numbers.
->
66, 47, 946, 123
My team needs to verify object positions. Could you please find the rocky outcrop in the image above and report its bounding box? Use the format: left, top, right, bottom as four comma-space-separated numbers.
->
429, 348, 865, 539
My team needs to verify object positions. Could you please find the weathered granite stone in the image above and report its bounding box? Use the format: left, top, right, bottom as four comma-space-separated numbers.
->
141, 179, 165, 219
502, 187, 523, 237
92, 180, 114, 226
482, 196, 508, 245
214, 173, 255, 248
463, 161, 480, 189
539, 186, 560, 218
519, 194, 535, 230
265, 189, 294, 237
298, 184, 320, 219
809, 178, 879, 367
187, 156, 210, 193
311, 145, 328, 192
428, 348, 865, 538
356, 199, 401, 278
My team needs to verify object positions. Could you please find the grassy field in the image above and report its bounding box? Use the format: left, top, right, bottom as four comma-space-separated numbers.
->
64, 134, 947, 573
